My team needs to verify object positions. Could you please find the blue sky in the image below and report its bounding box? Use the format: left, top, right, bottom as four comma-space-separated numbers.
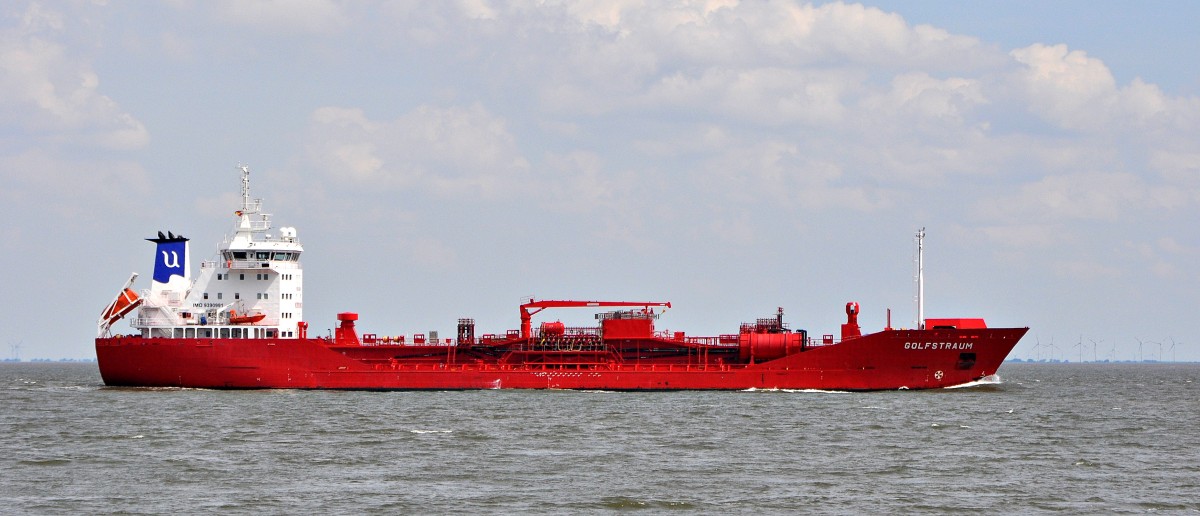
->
2, 1, 1197, 362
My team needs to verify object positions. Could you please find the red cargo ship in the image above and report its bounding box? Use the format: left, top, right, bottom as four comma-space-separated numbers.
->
95, 166, 1027, 390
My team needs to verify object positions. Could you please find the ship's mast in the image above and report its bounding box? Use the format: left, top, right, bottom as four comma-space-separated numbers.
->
233, 165, 268, 233
916, 227, 925, 330
239, 165, 256, 216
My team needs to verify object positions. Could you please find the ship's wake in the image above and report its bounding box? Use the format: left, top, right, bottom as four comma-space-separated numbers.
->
741, 387, 850, 394
945, 374, 1002, 389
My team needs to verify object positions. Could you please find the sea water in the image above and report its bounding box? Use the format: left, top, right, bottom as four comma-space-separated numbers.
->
2, 363, 1197, 513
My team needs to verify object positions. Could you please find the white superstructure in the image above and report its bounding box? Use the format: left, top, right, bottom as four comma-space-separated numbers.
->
130, 165, 304, 339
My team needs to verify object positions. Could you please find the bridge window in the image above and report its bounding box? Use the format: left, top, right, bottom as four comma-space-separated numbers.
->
256, 252, 270, 260
203, 293, 209, 300
232, 251, 247, 260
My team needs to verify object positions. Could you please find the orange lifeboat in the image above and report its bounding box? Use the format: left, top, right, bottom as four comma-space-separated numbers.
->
100, 288, 142, 326
229, 310, 266, 325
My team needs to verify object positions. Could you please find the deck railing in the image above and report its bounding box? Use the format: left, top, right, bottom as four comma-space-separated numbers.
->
132, 317, 281, 327
201, 260, 301, 270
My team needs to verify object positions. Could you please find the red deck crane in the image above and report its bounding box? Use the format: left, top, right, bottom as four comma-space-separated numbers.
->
519, 300, 672, 338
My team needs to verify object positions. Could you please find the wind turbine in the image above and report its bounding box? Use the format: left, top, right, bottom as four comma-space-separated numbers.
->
1074, 335, 1084, 363
1032, 337, 1043, 361
1167, 338, 1178, 362
1089, 338, 1103, 363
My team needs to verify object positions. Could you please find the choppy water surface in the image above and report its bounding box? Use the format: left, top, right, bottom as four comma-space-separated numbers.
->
2, 363, 1198, 514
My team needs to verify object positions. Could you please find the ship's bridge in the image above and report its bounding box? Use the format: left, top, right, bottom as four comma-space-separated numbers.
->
218, 247, 302, 270
130, 165, 307, 340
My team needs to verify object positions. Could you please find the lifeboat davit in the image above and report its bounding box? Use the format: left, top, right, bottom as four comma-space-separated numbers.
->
229, 310, 266, 325
100, 288, 142, 327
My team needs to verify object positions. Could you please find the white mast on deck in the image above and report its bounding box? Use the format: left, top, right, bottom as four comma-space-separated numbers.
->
916, 227, 925, 330
241, 164, 251, 211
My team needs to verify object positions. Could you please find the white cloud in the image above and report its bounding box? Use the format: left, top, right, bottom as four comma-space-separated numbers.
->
1125, 237, 1196, 280
641, 67, 855, 126
0, 150, 150, 222
1154, 237, 1183, 254
632, 124, 729, 157
387, 2, 997, 122
705, 212, 757, 247
861, 72, 986, 124
1148, 149, 1200, 188
1008, 43, 1200, 133
274, 2, 1200, 236
550, 0, 651, 30
537, 150, 629, 214
690, 137, 888, 211
1053, 259, 1121, 281
545, 1, 987, 69
409, 236, 459, 268
524, 150, 669, 251
307, 104, 531, 198
974, 172, 1146, 223
214, 0, 348, 34
0, 4, 148, 149
977, 224, 1063, 249
458, 0, 499, 20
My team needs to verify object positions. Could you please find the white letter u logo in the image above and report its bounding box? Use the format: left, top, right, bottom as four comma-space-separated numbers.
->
162, 250, 180, 268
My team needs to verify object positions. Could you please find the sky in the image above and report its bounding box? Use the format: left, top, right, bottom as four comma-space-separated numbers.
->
2, 0, 1198, 362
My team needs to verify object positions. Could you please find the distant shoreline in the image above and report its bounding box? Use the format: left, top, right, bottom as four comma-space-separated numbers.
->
1, 358, 97, 363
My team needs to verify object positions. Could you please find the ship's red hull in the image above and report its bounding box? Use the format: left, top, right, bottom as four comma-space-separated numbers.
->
96, 327, 1027, 390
